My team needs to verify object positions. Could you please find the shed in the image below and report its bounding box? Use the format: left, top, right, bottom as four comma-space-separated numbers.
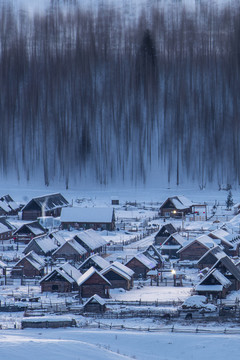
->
83, 294, 106, 313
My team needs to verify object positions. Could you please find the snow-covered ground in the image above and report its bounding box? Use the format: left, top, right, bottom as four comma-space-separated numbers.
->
0, 327, 240, 360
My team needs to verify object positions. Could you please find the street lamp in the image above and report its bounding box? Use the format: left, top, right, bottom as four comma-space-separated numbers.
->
171, 269, 176, 286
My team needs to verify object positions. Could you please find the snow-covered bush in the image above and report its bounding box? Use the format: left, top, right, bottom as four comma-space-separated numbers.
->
182, 295, 217, 312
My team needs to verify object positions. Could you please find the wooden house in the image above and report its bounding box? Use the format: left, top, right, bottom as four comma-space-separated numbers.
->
21, 193, 69, 221
78, 267, 111, 298
177, 235, 217, 261
0, 217, 16, 241
159, 196, 194, 218
154, 223, 177, 246
160, 233, 187, 258
143, 245, 165, 268
61, 207, 115, 231
23, 235, 58, 257
83, 294, 106, 313
52, 238, 87, 262
101, 261, 134, 290
79, 254, 110, 273
13, 221, 46, 244
125, 253, 157, 279
195, 268, 232, 299
11, 251, 45, 278
40, 263, 82, 292
197, 246, 227, 270
73, 229, 107, 256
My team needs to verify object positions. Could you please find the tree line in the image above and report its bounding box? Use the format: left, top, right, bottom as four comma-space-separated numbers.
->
0, 2, 239, 188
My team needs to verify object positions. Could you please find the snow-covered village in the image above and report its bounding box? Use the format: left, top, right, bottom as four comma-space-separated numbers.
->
1, 0, 240, 358
0, 186, 239, 359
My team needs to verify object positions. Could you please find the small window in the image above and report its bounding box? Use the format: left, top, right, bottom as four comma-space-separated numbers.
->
52, 284, 59, 291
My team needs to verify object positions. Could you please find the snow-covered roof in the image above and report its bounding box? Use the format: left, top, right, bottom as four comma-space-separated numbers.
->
198, 267, 232, 289
0, 201, 11, 213
195, 284, 224, 292
59, 263, 82, 283
101, 261, 134, 281
41, 263, 82, 284
80, 254, 110, 270
53, 238, 87, 256
22, 193, 69, 212
14, 221, 46, 236
16, 251, 45, 271
197, 246, 226, 264
49, 231, 67, 246
77, 266, 111, 286
171, 196, 193, 210
178, 235, 216, 254
74, 229, 107, 251
127, 253, 157, 270
84, 294, 106, 306
208, 229, 234, 246
212, 269, 232, 287
61, 207, 114, 223
161, 232, 187, 248
36, 236, 58, 253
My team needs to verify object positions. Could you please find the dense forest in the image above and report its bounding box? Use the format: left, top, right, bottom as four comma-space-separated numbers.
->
0, 1, 240, 188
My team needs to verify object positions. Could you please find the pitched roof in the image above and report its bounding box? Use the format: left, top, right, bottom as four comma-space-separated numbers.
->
24, 235, 58, 255
53, 238, 87, 256
74, 229, 107, 251
197, 246, 227, 264
197, 267, 232, 288
177, 235, 216, 254
61, 207, 114, 223
14, 221, 46, 236
161, 232, 187, 248
101, 261, 134, 281
22, 193, 69, 212
15, 251, 45, 271
77, 266, 111, 286
212, 256, 240, 281
79, 254, 110, 271
40, 262, 82, 284
155, 223, 177, 237
84, 294, 106, 306
161, 196, 194, 210
126, 253, 157, 270
0, 194, 19, 211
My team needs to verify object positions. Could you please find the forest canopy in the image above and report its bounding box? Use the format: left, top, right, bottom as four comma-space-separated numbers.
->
0, 2, 239, 188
